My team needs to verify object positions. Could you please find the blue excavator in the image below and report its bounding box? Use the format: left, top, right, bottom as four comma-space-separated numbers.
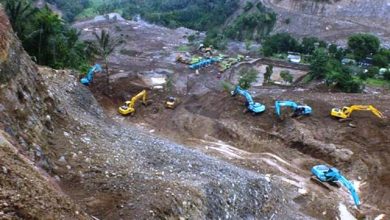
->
189, 57, 220, 70
275, 100, 312, 118
80, 64, 103, 86
231, 86, 266, 114
312, 165, 361, 208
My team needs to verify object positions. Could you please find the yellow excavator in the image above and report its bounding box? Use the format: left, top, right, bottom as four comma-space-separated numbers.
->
118, 90, 149, 116
331, 105, 384, 121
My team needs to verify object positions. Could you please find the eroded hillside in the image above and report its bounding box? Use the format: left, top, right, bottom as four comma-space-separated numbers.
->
249, 0, 390, 46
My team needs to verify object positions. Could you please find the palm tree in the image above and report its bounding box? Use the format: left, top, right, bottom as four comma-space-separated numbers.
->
4, 0, 36, 38
87, 29, 122, 88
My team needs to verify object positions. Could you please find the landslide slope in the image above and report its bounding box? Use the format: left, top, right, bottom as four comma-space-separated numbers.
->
233, 0, 390, 46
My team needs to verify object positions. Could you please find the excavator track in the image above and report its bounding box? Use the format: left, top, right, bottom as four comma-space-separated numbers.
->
310, 176, 341, 191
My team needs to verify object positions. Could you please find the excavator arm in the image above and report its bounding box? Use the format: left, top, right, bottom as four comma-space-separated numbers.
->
80, 64, 102, 86
349, 105, 384, 119
231, 86, 265, 114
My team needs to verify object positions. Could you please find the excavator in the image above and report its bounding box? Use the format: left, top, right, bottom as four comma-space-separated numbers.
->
275, 100, 312, 118
331, 105, 384, 121
189, 57, 220, 70
118, 90, 149, 116
198, 44, 214, 55
80, 64, 102, 86
231, 86, 266, 114
165, 96, 180, 109
311, 165, 361, 208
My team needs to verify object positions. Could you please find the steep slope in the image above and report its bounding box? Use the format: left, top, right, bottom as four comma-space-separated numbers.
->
263, 0, 390, 46
231, 0, 390, 46
0, 8, 88, 219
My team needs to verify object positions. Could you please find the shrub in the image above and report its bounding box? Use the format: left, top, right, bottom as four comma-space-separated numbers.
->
239, 68, 258, 89
280, 70, 293, 83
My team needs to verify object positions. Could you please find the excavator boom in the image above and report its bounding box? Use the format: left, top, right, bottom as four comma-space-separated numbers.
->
275, 100, 312, 118
312, 165, 360, 207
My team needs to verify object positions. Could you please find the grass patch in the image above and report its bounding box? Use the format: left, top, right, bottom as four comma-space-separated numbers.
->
365, 78, 390, 88
177, 45, 190, 52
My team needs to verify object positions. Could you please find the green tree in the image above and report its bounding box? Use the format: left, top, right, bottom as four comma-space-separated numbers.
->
4, 0, 36, 38
348, 33, 380, 60
299, 37, 326, 54
372, 54, 389, 67
239, 68, 258, 89
264, 65, 273, 84
262, 33, 299, 56
87, 29, 122, 87
309, 48, 330, 79
280, 70, 293, 83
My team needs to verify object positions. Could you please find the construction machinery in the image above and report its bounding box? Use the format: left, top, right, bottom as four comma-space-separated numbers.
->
231, 86, 266, 114
165, 96, 180, 109
118, 90, 149, 116
189, 57, 220, 70
331, 105, 384, 120
80, 64, 103, 86
275, 100, 312, 118
199, 44, 214, 55
311, 165, 361, 208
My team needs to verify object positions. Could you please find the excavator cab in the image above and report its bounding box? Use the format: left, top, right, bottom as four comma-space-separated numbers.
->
165, 96, 179, 109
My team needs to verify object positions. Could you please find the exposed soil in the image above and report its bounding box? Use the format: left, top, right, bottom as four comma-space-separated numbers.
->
71, 17, 390, 219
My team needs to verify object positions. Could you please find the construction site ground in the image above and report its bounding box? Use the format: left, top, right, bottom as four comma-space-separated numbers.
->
69, 17, 390, 219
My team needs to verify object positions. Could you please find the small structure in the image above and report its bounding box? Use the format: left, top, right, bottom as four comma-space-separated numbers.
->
287, 52, 301, 63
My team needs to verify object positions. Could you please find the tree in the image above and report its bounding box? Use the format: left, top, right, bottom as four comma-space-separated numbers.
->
348, 33, 380, 60
262, 33, 299, 56
372, 54, 389, 67
87, 29, 122, 88
4, 0, 36, 38
299, 37, 326, 55
309, 48, 330, 79
238, 68, 258, 89
264, 65, 273, 84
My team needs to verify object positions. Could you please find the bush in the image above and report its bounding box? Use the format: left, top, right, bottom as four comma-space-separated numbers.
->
383, 70, 390, 80
372, 54, 389, 67
238, 68, 258, 89
367, 66, 379, 78
280, 70, 293, 83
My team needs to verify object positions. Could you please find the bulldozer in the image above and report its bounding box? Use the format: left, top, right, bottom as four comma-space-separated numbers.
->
118, 90, 150, 116
331, 105, 384, 121
165, 96, 180, 109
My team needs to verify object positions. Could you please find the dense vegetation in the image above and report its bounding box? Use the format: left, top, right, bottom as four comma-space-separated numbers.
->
1, 0, 89, 70
46, 0, 89, 22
